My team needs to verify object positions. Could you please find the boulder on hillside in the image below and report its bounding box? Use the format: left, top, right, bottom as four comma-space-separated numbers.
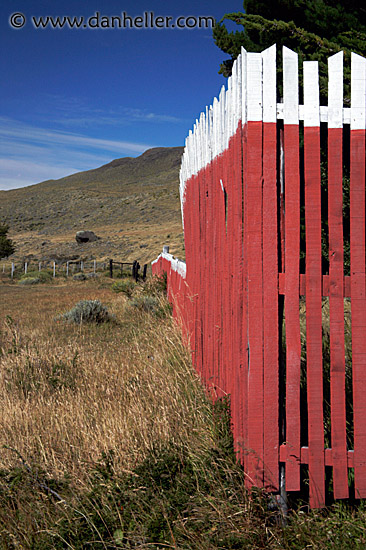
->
75, 230, 99, 244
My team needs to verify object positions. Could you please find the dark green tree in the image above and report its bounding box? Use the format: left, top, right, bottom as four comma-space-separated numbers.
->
213, 0, 366, 103
0, 224, 15, 259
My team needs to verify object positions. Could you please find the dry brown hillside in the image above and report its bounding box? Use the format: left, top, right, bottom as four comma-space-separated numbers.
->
0, 147, 185, 265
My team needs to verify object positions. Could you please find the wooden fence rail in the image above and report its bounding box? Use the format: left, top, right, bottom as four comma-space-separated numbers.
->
0, 258, 147, 280
152, 44, 366, 508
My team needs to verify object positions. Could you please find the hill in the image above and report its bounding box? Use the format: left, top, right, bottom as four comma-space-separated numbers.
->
0, 147, 184, 265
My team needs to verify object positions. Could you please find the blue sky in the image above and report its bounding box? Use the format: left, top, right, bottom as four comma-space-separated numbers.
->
0, 0, 243, 190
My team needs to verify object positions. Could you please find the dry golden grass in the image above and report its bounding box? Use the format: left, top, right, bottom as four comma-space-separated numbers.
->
2, 282, 366, 550
0, 280, 212, 486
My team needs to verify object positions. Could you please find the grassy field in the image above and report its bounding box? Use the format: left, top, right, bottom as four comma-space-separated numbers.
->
0, 147, 185, 265
1, 276, 366, 549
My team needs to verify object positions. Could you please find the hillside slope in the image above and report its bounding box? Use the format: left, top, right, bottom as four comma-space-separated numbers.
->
0, 147, 184, 264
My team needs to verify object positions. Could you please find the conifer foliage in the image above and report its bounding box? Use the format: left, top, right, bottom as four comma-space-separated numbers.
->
0, 224, 15, 259
213, 0, 366, 103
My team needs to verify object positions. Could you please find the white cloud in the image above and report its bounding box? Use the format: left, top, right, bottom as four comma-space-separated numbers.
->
0, 117, 151, 154
0, 159, 80, 190
0, 117, 155, 190
38, 97, 184, 128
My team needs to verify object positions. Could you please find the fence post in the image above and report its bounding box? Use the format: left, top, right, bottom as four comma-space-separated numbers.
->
2, 264, 4, 273
66, 262, 69, 277
39, 262, 42, 272
109, 259, 113, 278
11, 263, 14, 279
24, 262, 27, 275
53, 262, 56, 278
80, 261, 84, 272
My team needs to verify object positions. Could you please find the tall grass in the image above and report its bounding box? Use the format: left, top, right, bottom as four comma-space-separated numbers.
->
0, 278, 366, 549
0, 281, 211, 483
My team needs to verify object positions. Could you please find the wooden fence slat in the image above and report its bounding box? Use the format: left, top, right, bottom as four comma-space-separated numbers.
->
211, 99, 220, 394
239, 47, 249, 467
246, 51, 264, 487
207, 104, 217, 392
215, 88, 225, 396
230, 57, 244, 456
197, 114, 207, 380
203, 110, 213, 389
222, 79, 232, 396
188, 129, 197, 370
283, 46, 301, 492
224, 77, 233, 397
350, 52, 366, 498
191, 169, 199, 372
156, 45, 366, 509
304, 60, 325, 508
328, 51, 349, 500
202, 111, 211, 386
262, 44, 279, 491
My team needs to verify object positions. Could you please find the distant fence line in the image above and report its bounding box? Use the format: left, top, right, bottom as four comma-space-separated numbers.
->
0, 258, 147, 280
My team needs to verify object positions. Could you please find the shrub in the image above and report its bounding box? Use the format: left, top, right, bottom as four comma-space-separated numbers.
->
20, 270, 52, 284
73, 272, 87, 281
18, 277, 40, 285
112, 279, 135, 297
86, 272, 99, 279
128, 295, 172, 318
143, 273, 167, 296
58, 300, 112, 324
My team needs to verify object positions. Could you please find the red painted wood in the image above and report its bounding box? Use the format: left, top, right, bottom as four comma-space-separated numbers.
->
217, 153, 225, 396
154, 53, 366, 509
231, 124, 245, 458
262, 121, 279, 491
350, 128, 366, 498
208, 159, 216, 393
304, 125, 325, 508
328, 127, 349, 499
223, 138, 233, 397
213, 153, 224, 397
198, 164, 207, 379
186, 178, 195, 366
212, 155, 221, 396
203, 161, 211, 385
284, 124, 301, 491
279, 128, 286, 273
186, 177, 197, 360
240, 120, 249, 471
192, 175, 200, 373
206, 158, 214, 391
280, 444, 354, 468
278, 273, 351, 298
219, 149, 227, 396
246, 120, 264, 487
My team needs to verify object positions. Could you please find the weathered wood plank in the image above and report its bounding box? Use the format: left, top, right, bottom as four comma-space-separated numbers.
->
304, 60, 325, 508
262, 44, 279, 491
328, 51, 349, 500
246, 51, 264, 487
350, 52, 366, 498
283, 46, 301, 492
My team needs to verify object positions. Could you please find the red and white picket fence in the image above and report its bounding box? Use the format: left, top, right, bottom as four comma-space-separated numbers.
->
152, 45, 366, 508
